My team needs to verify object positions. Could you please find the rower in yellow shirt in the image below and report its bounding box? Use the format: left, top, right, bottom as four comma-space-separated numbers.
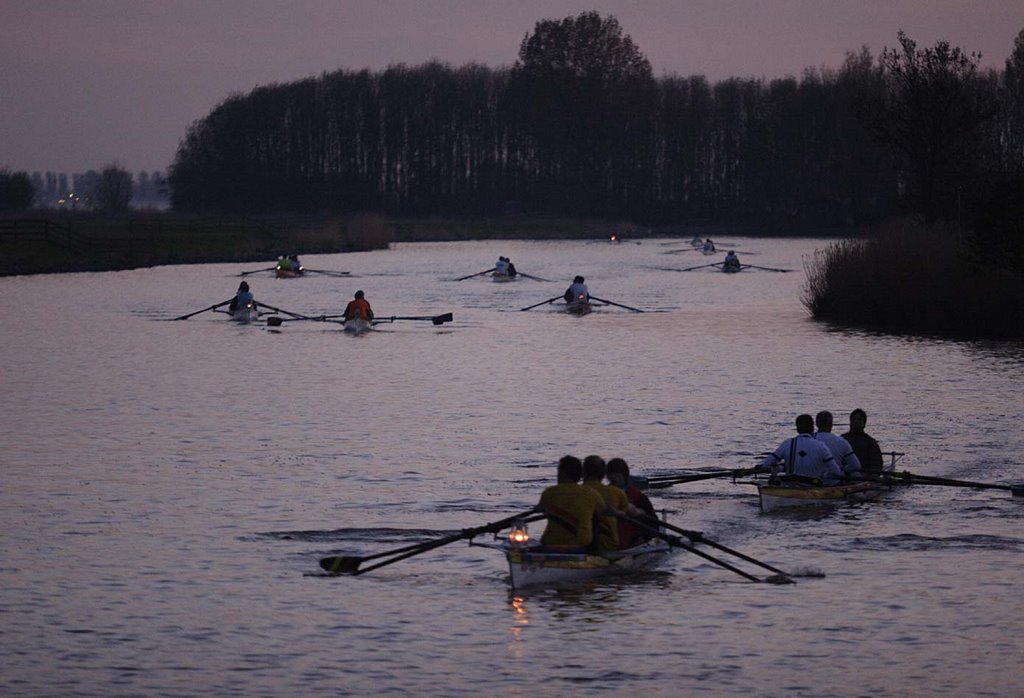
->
535, 456, 605, 551
581, 455, 633, 553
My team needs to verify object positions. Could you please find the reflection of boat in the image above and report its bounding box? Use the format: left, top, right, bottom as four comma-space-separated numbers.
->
565, 300, 593, 316
342, 317, 373, 335
230, 302, 259, 324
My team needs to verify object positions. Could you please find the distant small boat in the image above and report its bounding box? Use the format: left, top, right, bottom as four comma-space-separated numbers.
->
721, 264, 742, 273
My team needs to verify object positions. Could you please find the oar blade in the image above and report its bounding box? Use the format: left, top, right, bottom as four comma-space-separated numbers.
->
432, 312, 454, 325
319, 555, 363, 575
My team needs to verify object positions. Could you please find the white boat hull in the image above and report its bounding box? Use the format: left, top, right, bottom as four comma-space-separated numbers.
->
343, 317, 373, 334
506, 540, 671, 589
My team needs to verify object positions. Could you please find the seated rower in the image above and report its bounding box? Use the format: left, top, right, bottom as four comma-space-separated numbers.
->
229, 281, 253, 312
495, 256, 509, 275
535, 455, 605, 553
564, 275, 589, 303
758, 414, 842, 485
606, 458, 657, 548
343, 290, 374, 321
814, 410, 861, 477
723, 250, 741, 271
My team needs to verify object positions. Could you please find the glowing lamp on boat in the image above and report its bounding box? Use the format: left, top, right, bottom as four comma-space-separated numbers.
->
610, 233, 619, 243
508, 520, 530, 548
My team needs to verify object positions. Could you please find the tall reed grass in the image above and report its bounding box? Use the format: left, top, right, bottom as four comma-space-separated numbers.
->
802, 219, 1024, 339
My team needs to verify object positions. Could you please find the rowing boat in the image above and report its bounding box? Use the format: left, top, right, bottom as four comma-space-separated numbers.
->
565, 300, 593, 316
230, 303, 259, 323
491, 271, 516, 282
275, 267, 305, 278
472, 516, 673, 589
756, 478, 893, 513
755, 452, 905, 513
475, 537, 672, 589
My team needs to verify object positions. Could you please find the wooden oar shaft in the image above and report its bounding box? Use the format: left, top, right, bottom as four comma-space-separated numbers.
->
172, 298, 235, 320
645, 468, 755, 489
254, 302, 310, 319
869, 472, 1017, 491
624, 516, 767, 583
320, 509, 535, 576
589, 295, 644, 313
657, 520, 793, 577
454, 268, 496, 281
520, 296, 561, 311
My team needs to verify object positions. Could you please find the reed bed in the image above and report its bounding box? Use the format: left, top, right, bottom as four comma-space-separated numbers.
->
802, 220, 1024, 339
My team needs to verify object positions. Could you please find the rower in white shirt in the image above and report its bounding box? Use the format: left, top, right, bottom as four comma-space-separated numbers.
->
759, 414, 842, 484
814, 410, 862, 477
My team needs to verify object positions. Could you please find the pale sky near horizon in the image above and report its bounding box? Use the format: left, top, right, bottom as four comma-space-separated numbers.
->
2, 0, 1022, 175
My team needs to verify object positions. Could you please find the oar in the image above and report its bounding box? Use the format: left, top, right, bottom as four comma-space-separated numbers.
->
588, 295, 644, 313
866, 471, 1024, 496
657, 520, 815, 579
238, 267, 276, 277
319, 509, 536, 575
377, 313, 453, 326
673, 262, 723, 272
252, 302, 311, 320
170, 298, 235, 320
520, 296, 562, 311
625, 516, 791, 584
643, 468, 757, 490
742, 264, 792, 273
454, 268, 496, 281
516, 272, 550, 282
303, 268, 351, 277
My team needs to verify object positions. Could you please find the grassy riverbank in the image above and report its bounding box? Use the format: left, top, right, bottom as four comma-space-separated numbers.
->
802, 219, 1024, 339
0, 212, 689, 277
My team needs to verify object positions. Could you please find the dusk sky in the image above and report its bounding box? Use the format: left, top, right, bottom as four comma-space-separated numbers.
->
3, 0, 1023, 175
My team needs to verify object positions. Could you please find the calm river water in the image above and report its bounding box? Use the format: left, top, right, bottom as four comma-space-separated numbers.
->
1, 237, 1022, 697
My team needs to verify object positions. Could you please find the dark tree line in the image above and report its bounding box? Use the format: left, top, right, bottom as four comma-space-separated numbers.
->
169, 14, 1024, 238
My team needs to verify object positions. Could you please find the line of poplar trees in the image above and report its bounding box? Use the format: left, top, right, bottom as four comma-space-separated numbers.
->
169, 14, 1024, 233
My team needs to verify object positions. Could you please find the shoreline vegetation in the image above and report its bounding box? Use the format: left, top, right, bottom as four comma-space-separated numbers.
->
802, 219, 1024, 340
2, 211, 1021, 340
0, 210, 800, 277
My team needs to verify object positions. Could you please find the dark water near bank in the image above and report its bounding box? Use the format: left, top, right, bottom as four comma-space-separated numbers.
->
1, 237, 1022, 697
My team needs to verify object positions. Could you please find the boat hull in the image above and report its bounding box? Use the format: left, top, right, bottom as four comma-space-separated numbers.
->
230, 304, 259, 323
565, 300, 593, 315
757, 480, 892, 513
275, 268, 304, 278
491, 272, 516, 282
506, 540, 671, 589
343, 317, 373, 334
